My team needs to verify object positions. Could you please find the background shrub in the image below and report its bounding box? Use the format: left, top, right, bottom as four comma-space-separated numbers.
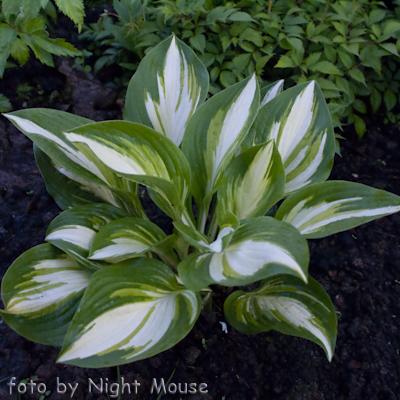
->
79, 0, 400, 136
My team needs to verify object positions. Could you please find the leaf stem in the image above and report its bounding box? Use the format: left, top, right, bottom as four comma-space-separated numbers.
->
318, 0, 330, 33
207, 206, 219, 242
117, 366, 121, 400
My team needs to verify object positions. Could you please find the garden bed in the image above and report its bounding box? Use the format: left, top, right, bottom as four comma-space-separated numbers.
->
0, 55, 400, 400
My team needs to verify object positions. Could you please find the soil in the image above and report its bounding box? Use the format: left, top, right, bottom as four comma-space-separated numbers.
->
1, 37, 400, 400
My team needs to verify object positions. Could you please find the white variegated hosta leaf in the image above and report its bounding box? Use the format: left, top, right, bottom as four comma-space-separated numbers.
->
173, 221, 212, 252
178, 217, 309, 291
217, 140, 285, 224
0, 244, 90, 346
45, 204, 129, 272
57, 259, 201, 368
173, 215, 238, 253
5, 109, 146, 217
34, 145, 119, 210
124, 34, 209, 147
244, 81, 335, 196
64, 121, 191, 222
276, 181, 400, 239
181, 74, 260, 231
260, 79, 284, 108
224, 275, 337, 361
89, 217, 179, 266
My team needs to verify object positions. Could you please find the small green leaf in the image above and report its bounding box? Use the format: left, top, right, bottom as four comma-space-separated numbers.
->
228, 11, 254, 22
0, 94, 12, 112
379, 43, 399, 56
341, 43, 359, 56
305, 52, 321, 68
189, 33, 206, 54
369, 9, 387, 25
232, 53, 251, 74
21, 0, 42, 20
384, 89, 397, 111
383, 20, 400, 37
10, 38, 30, 66
370, 88, 382, 113
53, 0, 85, 31
348, 68, 366, 86
275, 55, 295, 68
352, 99, 367, 114
354, 115, 366, 138
337, 49, 353, 69
323, 46, 336, 63
2, 0, 22, 19
309, 61, 343, 76
0, 24, 17, 78
32, 36, 81, 57
220, 70, 237, 87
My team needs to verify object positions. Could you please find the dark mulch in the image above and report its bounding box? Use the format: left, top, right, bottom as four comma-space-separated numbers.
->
1, 54, 400, 400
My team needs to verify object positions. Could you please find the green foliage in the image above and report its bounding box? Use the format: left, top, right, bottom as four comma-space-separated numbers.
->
79, 0, 400, 136
0, 0, 83, 77
2, 36, 400, 369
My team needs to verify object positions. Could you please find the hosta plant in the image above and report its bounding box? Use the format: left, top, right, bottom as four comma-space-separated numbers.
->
2, 34, 400, 368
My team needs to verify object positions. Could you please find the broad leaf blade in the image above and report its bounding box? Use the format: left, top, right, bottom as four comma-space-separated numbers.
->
124, 34, 209, 147
276, 181, 400, 239
224, 275, 337, 361
57, 259, 201, 368
181, 74, 259, 226
64, 120, 191, 220
1, 244, 90, 346
34, 145, 121, 210
89, 217, 168, 262
260, 79, 284, 108
217, 140, 285, 223
45, 204, 129, 272
178, 217, 309, 291
5, 110, 148, 216
244, 81, 335, 196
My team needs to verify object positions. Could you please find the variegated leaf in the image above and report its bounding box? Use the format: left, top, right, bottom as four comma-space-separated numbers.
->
148, 188, 196, 228
260, 79, 284, 108
34, 145, 119, 210
124, 34, 209, 147
64, 121, 191, 222
5, 109, 146, 217
181, 74, 260, 231
45, 204, 129, 273
178, 217, 309, 291
276, 181, 400, 239
89, 217, 179, 267
244, 81, 335, 196
224, 275, 337, 361
57, 259, 201, 368
173, 218, 237, 253
0, 244, 90, 346
173, 221, 212, 252
217, 140, 285, 224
